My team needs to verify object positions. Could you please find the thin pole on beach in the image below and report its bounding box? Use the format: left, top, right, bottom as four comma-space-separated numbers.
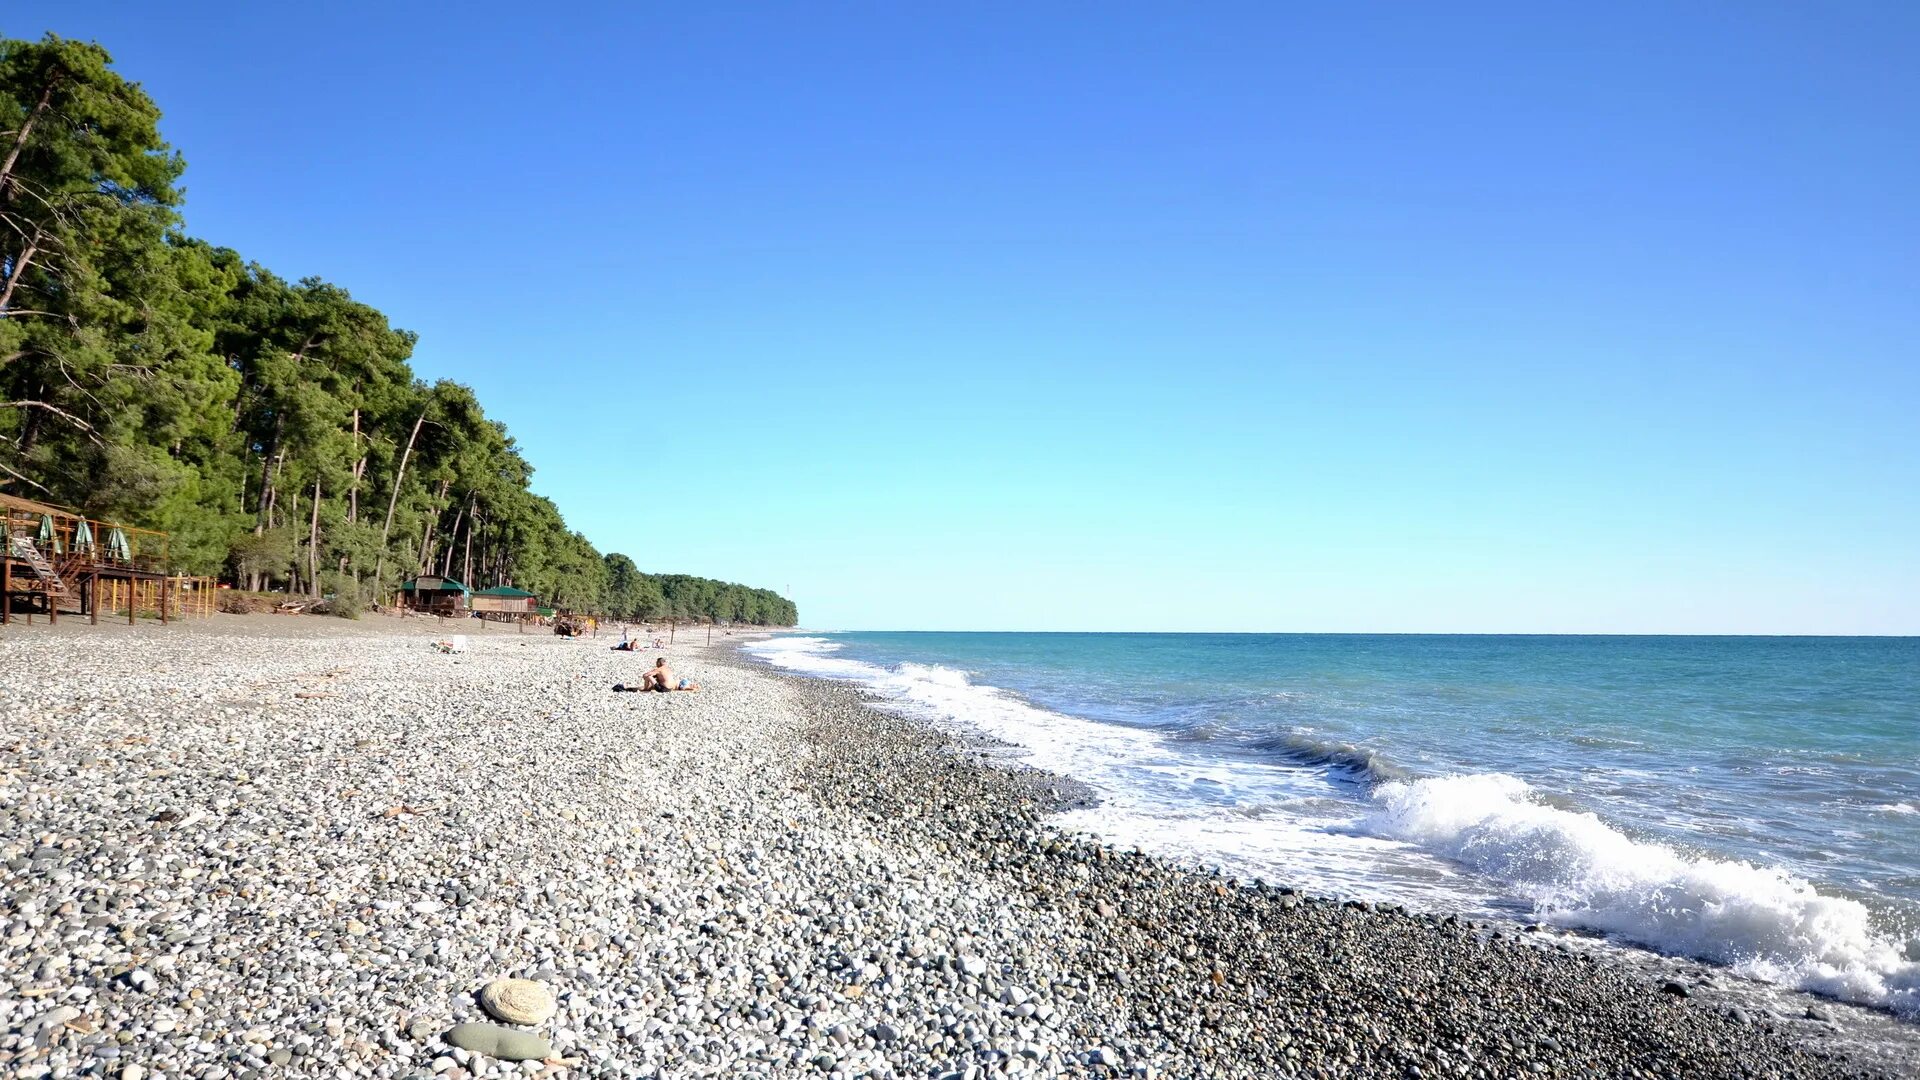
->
2, 552, 10, 626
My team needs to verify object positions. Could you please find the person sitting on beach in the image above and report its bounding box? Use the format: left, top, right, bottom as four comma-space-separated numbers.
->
639, 657, 699, 692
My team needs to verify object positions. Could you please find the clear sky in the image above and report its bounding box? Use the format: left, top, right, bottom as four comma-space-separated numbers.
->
10, 3, 1916, 632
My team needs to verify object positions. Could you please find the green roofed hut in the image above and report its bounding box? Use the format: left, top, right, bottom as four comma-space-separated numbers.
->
471, 584, 539, 620
397, 574, 470, 616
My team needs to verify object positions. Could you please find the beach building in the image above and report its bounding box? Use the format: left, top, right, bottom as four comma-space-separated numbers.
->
470, 585, 538, 620
396, 574, 470, 616
1, 492, 186, 625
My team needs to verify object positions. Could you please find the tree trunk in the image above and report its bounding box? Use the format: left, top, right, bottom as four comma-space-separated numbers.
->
416, 478, 450, 573
0, 78, 57, 203
462, 504, 476, 587
372, 410, 427, 592
256, 415, 284, 531
264, 451, 284, 531
284, 485, 301, 593
0, 229, 43, 314
308, 479, 322, 597
253, 454, 270, 531
15, 378, 46, 457
440, 502, 466, 578
347, 408, 361, 523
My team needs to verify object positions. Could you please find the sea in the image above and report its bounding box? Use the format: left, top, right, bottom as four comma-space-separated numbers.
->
746, 632, 1920, 1018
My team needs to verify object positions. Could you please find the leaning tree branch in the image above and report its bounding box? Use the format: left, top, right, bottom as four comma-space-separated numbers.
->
0, 458, 54, 493
0, 77, 58, 203
0, 229, 41, 311
0, 399, 102, 443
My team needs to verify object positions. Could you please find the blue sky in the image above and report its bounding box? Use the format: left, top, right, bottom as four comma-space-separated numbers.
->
11, 3, 1916, 632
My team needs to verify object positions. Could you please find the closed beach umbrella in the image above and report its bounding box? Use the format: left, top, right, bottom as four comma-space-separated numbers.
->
36, 513, 61, 555
73, 519, 93, 554
107, 527, 131, 562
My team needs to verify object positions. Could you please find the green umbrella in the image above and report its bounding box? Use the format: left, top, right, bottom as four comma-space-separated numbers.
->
72, 519, 93, 554
36, 514, 61, 555
106, 527, 131, 562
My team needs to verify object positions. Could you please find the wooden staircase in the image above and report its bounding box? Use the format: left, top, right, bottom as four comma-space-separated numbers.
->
7, 535, 70, 599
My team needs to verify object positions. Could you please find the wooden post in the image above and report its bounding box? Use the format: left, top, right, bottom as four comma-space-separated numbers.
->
90, 573, 99, 625
1, 551, 9, 626
160, 576, 169, 625
128, 578, 136, 625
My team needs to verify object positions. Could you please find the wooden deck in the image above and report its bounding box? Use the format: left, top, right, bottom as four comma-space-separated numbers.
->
0, 493, 188, 626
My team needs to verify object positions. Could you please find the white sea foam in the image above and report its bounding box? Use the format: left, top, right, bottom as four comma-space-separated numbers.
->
747, 636, 1920, 1015
747, 636, 1497, 906
746, 636, 883, 680
1368, 773, 1920, 1015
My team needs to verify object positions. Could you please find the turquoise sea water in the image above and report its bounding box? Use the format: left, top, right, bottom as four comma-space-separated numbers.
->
748, 632, 1920, 1015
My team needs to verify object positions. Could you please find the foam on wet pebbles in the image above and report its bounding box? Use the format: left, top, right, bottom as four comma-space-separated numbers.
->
0, 618, 1907, 1079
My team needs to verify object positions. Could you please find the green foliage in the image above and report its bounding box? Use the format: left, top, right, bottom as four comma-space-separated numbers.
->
228, 528, 294, 583
322, 575, 363, 620
597, 564, 796, 626
0, 33, 799, 624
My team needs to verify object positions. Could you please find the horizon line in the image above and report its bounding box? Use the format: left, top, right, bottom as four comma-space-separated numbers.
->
788, 629, 1920, 638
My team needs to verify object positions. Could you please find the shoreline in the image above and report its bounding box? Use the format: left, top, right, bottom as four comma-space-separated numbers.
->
723, 638, 1920, 1077
0, 618, 1906, 1078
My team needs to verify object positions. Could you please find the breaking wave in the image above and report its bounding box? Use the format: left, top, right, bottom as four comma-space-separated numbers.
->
1253, 730, 1411, 784
1367, 773, 1920, 1015
748, 636, 1920, 1016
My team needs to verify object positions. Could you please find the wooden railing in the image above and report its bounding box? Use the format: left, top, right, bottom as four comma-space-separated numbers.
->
3, 506, 169, 572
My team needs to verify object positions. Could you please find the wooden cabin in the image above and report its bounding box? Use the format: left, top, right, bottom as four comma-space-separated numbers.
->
1, 492, 175, 625
470, 585, 538, 620
396, 575, 470, 616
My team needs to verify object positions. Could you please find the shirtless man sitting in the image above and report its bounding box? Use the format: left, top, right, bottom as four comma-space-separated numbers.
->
638, 657, 699, 692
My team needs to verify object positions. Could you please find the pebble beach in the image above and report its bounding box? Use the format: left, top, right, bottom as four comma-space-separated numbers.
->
0, 618, 1906, 1079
